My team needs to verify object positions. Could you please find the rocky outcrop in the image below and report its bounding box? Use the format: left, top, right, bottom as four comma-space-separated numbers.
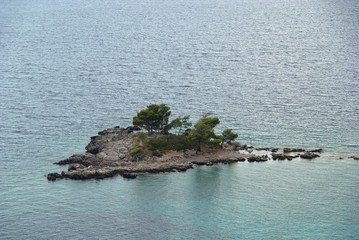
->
47, 127, 326, 181
122, 173, 138, 179
247, 155, 268, 162
272, 153, 299, 160
47, 172, 63, 181
300, 152, 320, 159
225, 142, 248, 151
47, 127, 256, 181
283, 148, 305, 153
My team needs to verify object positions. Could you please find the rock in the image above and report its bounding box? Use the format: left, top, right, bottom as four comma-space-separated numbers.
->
174, 166, 189, 172
55, 154, 86, 165
247, 155, 267, 162
191, 161, 206, 166
47, 172, 63, 181
272, 153, 286, 160
85, 139, 107, 154
349, 156, 359, 160
231, 142, 247, 150
283, 148, 305, 153
122, 172, 137, 179
98, 129, 114, 135
68, 163, 85, 171
254, 147, 271, 151
300, 152, 320, 159
61, 168, 122, 180
114, 126, 120, 129
239, 144, 248, 150
126, 126, 141, 131
309, 149, 323, 153
271, 153, 298, 160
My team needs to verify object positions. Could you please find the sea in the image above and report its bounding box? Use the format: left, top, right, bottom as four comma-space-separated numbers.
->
1, 0, 359, 239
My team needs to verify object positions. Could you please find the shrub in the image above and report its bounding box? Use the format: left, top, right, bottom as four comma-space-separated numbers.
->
130, 147, 143, 157
152, 150, 163, 157
148, 135, 196, 152
137, 132, 147, 141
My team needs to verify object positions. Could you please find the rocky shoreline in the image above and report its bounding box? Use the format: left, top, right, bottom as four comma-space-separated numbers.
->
46, 127, 344, 181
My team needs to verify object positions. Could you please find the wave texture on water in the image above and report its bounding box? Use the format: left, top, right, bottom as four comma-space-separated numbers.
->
0, 0, 359, 239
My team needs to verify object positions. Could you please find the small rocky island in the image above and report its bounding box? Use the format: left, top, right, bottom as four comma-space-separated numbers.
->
47, 104, 326, 181
47, 126, 324, 181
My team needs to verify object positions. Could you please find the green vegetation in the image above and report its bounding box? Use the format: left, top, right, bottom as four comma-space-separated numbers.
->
189, 115, 221, 152
130, 147, 144, 158
131, 104, 238, 156
221, 129, 238, 148
133, 104, 171, 135
148, 134, 195, 153
169, 115, 192, 135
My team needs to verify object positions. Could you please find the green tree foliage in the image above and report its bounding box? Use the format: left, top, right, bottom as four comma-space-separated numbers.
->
169, 115, 192, 135
190, 116, 220, 152
148, 135, 195, 153
133, 104, 171, 135
221, 129, 238, 148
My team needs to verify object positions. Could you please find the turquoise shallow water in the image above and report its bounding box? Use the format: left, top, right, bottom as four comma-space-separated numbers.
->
1, 0, 359, 239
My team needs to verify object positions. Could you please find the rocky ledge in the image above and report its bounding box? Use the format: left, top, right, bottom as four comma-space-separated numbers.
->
47, 127, 324, 181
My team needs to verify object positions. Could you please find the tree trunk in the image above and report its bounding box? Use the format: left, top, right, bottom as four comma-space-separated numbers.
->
197, 141, 201, 153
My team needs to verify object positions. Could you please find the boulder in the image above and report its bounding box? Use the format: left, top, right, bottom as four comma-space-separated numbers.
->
247, 155, 268, 162
85, 139, 106, 154
47, 172, 63, 181
300, 152, 320, 159
231, 142, 247, 150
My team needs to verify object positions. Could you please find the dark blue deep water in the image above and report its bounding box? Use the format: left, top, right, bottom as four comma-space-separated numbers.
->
1, 0, 359, 239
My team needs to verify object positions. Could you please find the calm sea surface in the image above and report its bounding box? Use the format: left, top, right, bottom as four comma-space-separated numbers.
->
1, 0, 359, 239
